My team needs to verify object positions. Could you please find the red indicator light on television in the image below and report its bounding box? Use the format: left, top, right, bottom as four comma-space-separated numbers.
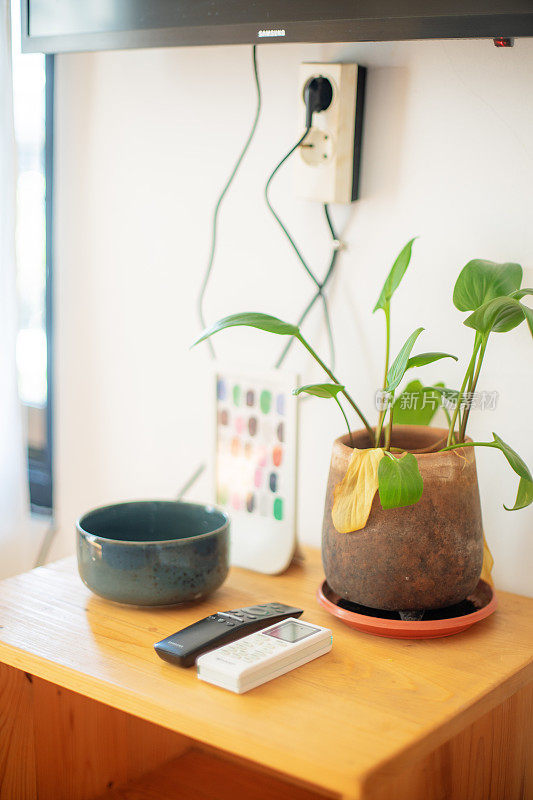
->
493, 37, 514, 47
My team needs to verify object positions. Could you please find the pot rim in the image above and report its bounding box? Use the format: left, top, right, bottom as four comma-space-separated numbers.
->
334, 424, 473, 459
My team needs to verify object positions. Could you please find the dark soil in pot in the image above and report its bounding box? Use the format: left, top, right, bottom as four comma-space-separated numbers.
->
321, 425, 484, 612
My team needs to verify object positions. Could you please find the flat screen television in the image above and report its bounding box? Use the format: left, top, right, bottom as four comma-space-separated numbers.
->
22, 0, 533, 53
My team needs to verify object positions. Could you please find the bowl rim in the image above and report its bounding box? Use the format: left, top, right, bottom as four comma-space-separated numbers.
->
76, 499, 229, 546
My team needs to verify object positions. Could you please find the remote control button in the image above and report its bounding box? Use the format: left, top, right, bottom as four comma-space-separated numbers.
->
243, 606, 270, 616
225, 621, 235, 626
217, 619, 225, 623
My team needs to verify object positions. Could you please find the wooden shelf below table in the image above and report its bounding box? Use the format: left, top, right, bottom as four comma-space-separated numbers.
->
0, 549, 532, 800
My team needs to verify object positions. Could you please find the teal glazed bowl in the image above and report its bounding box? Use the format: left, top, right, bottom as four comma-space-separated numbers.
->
76, 500, 230, 606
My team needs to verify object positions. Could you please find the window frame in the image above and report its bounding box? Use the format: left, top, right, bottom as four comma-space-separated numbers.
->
27, 53, 54, 514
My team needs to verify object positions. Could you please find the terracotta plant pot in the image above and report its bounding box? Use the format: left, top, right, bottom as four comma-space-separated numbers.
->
321, 425, 484, 612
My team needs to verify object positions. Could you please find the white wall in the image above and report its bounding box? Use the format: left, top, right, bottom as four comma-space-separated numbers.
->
51, 38, 533, 596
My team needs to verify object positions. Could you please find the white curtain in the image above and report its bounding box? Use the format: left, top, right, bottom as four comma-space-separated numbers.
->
0, 0, 33, 578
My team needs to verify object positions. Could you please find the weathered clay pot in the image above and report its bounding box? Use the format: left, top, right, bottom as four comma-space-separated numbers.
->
322, 425, 484, 611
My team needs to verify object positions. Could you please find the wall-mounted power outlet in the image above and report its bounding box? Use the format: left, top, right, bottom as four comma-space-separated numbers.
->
295, 62, 366, 205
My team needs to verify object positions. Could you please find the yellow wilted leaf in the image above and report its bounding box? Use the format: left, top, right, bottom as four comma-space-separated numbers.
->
481, 533, 494, 586
332, 448, 385, 533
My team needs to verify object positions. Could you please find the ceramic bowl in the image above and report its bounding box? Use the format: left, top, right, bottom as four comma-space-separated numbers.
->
77, 500, 229, 606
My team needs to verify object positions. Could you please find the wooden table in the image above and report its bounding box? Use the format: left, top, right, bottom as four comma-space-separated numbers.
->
0, 549, 531, 800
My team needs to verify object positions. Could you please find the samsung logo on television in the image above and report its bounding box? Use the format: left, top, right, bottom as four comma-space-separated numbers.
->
257, 29, 286, 38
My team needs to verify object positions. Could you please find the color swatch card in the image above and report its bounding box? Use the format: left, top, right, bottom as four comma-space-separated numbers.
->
214, 367, 299, 574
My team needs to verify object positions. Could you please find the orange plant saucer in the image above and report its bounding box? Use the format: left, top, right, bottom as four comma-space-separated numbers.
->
317, 579, 497, 639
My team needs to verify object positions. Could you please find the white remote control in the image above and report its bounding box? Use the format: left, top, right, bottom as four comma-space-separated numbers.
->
196, 618, 332, 693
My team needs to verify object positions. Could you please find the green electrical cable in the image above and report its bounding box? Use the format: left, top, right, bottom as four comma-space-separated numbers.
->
264, 137, 340, 372
197, 45, 262, 359
275, 203, 340, 370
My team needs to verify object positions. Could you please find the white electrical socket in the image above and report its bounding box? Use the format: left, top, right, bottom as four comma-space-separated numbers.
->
295, 62, 366, 205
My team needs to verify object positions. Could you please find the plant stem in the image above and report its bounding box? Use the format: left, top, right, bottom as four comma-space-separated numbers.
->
441, 441, 495, 453
384, 404, 394, 451
466, 332, 482, 392
383, 306, 391, 387
297, 333, 375, 442
458, 334, 488, 442
335, 396, 354, 448
445, 339, 481, 447
375, 305, 391, 446
441, 404, 453, 437
374, 402, 388, 447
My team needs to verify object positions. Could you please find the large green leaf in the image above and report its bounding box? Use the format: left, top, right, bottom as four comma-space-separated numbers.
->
444, 432, 533, 511
386, 327, 424, 392
293, 383, 344, 399
464, 296, 532, 336
393, 380, 444, 426
453, 260, 522, 312
491, 432, 532, 483
378, 452, 423, 510
406, 352, 457, 370
488, 433, 532, 511
192, 313, 299, 348
373, 238, 416, 313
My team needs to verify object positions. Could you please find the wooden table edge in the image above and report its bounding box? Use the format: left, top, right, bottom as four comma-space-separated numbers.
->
357, 657, 533, 792
0, 639, 362, 800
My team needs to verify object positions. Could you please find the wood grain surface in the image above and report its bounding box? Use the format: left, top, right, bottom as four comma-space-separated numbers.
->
93, 748, 329, 800
0, 549, 532, 799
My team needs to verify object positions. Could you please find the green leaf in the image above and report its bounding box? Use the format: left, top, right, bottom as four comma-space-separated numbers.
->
373, 238, 416, 313
406, 352, 458, 370
506, 477, 533, 512
293, 383, 344, 399
453, 260, 522, 312
443, 432, 533, 511
512, 289, 533, 335
386, 327, 424, 392
191, 312, 299, 348
491, 432, 532, 483
464, 296, 532, 336
378, 452, 424, 510
523, 304, 533, 337
491, 433, 533, 511
511, 287, 533, 300
393, 380, 444, 426
427, 385, 460, 403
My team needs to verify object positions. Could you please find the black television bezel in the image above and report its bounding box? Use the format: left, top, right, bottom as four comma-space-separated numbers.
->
21, 1, 533, 54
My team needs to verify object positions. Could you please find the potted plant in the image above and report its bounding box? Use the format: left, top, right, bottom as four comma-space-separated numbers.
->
192, 244, 532, 616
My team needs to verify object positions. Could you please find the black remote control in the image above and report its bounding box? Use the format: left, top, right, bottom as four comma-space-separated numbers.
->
154, 602, 304, 668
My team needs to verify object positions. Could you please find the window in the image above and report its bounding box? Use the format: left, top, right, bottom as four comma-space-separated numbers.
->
11, 1, 54, 513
